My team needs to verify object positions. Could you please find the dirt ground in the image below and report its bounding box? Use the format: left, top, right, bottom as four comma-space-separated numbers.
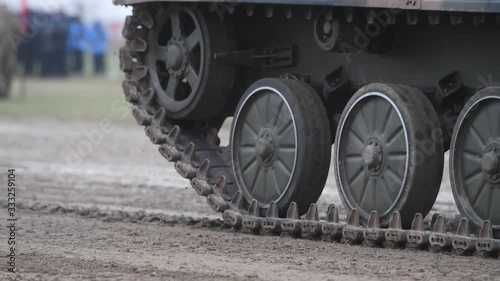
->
1, 117, 499, 281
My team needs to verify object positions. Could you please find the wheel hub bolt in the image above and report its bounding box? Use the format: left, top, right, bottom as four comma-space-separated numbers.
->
482, 151, 499, 175
256, 134, 274, 161
363, 144, 382, 170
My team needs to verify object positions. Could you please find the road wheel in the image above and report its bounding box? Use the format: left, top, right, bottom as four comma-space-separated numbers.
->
230, 78, 331, 217
450, 87, 500, 232
334, 83, 444, 228
140, 4, 235, 119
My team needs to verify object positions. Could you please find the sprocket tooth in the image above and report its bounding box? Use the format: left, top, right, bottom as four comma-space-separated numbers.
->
428, 11, 440, 26
367, 211, 380, 228
131, 37, 148, 53
407, 213, 430, 249
326, 204, 339, 223
411, 213, 424, 231
406, 10, 419, 25
166, 126, 180, 146
457, 218, 470, 237
131, 106, 151, 126
473, 14, 485, 26
223, 209, 243, 229
302, 203, 322, 237
136, 8, 154, 29
344, 7, 355, 23
305, 204, 319, 221
119, 47, 134, 73
286, 202, 299, 220
262, 201, 281, 233
122, 15, 138, 39
284, 7, 292, 19
196, 159, 211, 179
364, 211, 385, 245
264, 5, 274, 18
365, 9, 376, 24
385, 212, 407, 247
476, 220, 500, 258
452, 218, 476, 255
450, 13, 463, 26
347, 209, 360, 226
181, 142, 196, 164
122, 80, 139, 103
245, 199, 257, 216
342, 209, 364, 244
429, 214, 452, 251
282, 202, 302, 236
140, 88, 156, 107
226, 5, 235, 15
212, 176, 227, 193
207, 194, 229, 213
322, 204, 344, 241
266, 201, 278, 218
132, 64, 148, 83
175, 161, 196, 179
159, 144, 180, 162
243, 199, 263, 233
230, 190, 245, 210
304, 7, 313, 20
245, 4, 255, 16
191, 178, 213, 196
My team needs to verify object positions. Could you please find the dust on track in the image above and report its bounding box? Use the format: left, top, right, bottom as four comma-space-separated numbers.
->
1, 117, 497, 281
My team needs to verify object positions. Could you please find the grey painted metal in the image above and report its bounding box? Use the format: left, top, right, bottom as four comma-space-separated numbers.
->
113, 0, 500, 13
451, 94, 500, 229
231, 86, 298, 208
336, 92, 409, 217
146, 7, 204, 113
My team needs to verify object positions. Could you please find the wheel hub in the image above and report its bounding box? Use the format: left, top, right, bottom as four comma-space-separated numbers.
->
482, 152, 498, 174
363, 139, 384, 174
166, 44, 183, 70
482, 145, 500, 183
256, 133, 275, 162
165, 38, 188, 77
255, 129, 277, 167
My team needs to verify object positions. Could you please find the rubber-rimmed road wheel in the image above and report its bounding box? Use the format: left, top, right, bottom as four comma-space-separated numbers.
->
231, 78, 331, 217
145, 5, 235, 119
334, 83, 444, 228
450, 87, 500, 232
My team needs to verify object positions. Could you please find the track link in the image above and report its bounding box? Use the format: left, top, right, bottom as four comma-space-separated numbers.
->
120, 3, 500, 260
120, 5, 237, 216
223, 202, 500, 258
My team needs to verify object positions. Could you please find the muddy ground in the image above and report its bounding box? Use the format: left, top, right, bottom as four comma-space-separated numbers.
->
1, 117, 499, 281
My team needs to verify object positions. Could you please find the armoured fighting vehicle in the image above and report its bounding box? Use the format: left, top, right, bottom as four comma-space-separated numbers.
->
115, 0, 500, 255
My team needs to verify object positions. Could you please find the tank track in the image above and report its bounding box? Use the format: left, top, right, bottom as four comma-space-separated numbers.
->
120, 4, 500, 260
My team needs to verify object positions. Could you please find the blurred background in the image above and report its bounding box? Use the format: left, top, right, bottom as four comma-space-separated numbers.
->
0, 0, 133, 120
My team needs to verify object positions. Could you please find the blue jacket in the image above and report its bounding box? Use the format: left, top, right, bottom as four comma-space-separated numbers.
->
67, 20, 86, 51
87, 21, 108, 55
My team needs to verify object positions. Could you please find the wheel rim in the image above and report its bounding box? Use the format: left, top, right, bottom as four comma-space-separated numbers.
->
147, 7, 204, 113
336, 92, 409, 217
452, 95, 500, 227
231, 87, 297, 207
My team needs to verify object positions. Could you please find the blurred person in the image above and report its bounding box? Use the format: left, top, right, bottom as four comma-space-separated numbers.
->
0, 4, 22, 99
41, 12, 68, 77
67, 17, 86, 74
88, 21, 108, 75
